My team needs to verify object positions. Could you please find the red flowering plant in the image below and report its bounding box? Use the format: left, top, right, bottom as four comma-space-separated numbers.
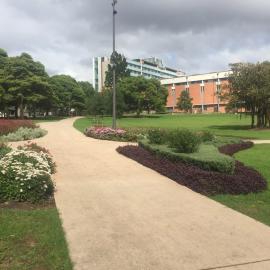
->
0, 119, 36, 136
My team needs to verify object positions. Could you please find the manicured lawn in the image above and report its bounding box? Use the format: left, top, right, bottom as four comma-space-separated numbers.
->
74, 114, 270, 139
0, 207, 72, 270
213, 144, 270, 226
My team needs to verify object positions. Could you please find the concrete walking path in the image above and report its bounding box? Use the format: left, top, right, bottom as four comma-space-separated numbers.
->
250, 140, 270, 144
23, 118, 270, 269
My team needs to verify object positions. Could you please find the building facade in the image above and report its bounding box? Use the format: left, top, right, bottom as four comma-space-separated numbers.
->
93, 56, 184, 92
161, 70, 231, 113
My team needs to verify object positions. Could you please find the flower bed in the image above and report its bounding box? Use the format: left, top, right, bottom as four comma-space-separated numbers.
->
85, 126, 138, 142
0, 119, 36, 136
0, 143, 55, 203
219, 141, 254, 156
0, 127, 47, 142
116, 145, 267, 196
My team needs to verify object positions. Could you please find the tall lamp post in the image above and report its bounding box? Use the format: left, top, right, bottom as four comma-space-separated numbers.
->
112, 0, 117, 129
171, 84, 176, 113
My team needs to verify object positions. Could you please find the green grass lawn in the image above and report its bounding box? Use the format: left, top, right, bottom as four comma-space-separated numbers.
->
0, 207, 72, 270
74, 114, 270, 139
213, 144, 270, 226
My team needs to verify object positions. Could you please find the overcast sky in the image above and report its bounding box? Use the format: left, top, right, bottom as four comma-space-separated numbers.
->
1, 0, 270, 82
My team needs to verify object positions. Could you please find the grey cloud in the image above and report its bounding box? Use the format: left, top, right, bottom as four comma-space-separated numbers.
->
1, 0, 270, 81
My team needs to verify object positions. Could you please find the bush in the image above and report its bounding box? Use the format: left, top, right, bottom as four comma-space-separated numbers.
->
148, 129, 168, 144
18, 143, 56, 174
1, 127, 47, 142
0, 142, 11, 159
199, 131, 215, 142
117, 145, 267, 196
139, 139, 235, 174
168, 129, 201, 153
0, 119, 36, 136
0, 147, 55, 203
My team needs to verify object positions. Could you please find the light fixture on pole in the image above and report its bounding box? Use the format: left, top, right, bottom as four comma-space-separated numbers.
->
112, 0, 117, 129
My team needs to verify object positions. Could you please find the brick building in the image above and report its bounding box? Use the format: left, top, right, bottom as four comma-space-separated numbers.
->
161, 70, 231, 113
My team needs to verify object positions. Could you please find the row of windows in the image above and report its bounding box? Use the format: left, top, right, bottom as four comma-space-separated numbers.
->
170, 84, 223, 94
173, 79, 226, 86
128, 64, 176, 78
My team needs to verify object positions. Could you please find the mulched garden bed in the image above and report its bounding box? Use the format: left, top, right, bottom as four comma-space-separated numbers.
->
218, 141, 254, 156
116, 143, 267, 196
0, 197, 56, 210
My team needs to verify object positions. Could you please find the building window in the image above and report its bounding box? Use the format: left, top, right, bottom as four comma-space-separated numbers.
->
200, 85, 205, 93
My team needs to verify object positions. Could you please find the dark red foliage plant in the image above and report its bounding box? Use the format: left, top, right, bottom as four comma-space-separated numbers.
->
0, 119, 36, 136
116, 144, 267, 196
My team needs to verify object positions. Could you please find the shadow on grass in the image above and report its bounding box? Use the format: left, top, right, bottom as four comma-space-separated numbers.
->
208, 125, 251, 131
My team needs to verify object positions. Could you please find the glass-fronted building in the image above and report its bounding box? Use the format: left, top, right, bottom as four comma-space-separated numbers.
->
93, 56, 184, 92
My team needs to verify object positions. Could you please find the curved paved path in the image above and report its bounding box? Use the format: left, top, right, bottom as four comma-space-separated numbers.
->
26, 118, 270, 269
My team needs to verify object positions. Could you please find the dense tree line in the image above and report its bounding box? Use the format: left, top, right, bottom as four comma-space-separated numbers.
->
0, 49, 94, 118
226, 61, 270, 128
0, 49, 168, 118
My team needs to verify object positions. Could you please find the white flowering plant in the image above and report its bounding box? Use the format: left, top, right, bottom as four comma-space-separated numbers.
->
85, 126, 139, 142
0, 145, 55, 203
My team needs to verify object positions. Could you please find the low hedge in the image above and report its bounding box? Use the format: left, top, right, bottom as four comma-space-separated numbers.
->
139, 139, 235, 174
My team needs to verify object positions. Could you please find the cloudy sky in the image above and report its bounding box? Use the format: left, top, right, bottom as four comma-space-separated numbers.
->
1, 0, 270, 82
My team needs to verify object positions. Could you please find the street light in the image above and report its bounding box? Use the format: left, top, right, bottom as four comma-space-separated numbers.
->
112, 0, 117, 129
171, 84, 176, 113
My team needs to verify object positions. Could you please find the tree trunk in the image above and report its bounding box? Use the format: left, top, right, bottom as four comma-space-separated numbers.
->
251, 111, 255, 128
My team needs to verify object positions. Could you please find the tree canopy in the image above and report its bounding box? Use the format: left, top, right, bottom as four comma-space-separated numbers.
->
177, 90, 193, 112
226, 61, 270, 128
105, 51, 130, 88
0, 49, 94, 118
117, 76, 168, 116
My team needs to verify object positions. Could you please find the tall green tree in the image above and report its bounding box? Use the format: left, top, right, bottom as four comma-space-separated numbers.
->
105, 51, 130, 88
50, 75, 86, 116
226, 62, 270, 128
0, 53, 51, 118
117, 76, 168, 116
177, 90, 193, 112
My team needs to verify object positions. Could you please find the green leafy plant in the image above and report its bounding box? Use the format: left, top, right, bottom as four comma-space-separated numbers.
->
168, 129, 201, 153
1, 127, 47, 142
199, 131, 215, 142
148, 129, 168, 145
0, 141, 11, 159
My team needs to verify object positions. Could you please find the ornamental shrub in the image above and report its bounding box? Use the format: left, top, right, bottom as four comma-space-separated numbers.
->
199, 131, 215, 142
0, 142, 11, 159
1, 127, 47, 142
148, 129, 168, 145
139, 139, 235, 174
18, 143, 56, 174
168, 129, 201, 153
0, 148, 54, 203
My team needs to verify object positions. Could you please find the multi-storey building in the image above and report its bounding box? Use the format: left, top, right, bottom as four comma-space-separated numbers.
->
93, 56, 184, 92
161, 70, 231, 113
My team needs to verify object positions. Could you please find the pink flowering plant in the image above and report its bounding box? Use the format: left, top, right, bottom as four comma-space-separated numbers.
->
0, 144, 55, 203
85, 126, 139, 142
